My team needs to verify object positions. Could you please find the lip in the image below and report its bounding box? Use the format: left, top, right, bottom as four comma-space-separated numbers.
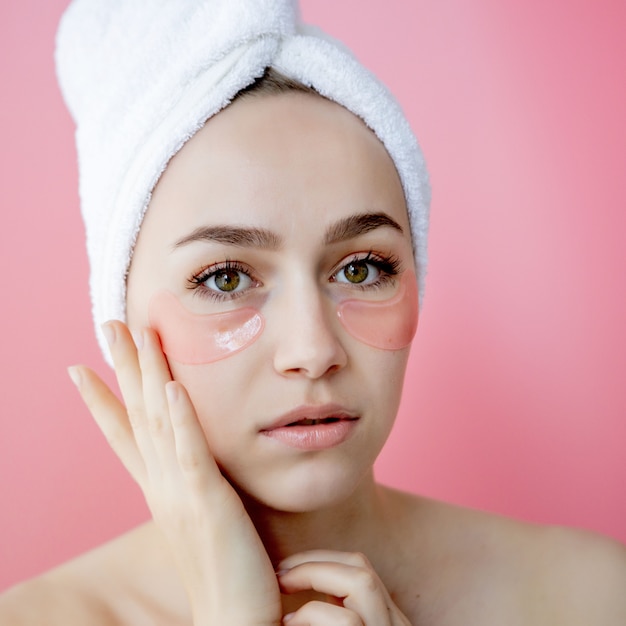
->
260, 404, 359, 450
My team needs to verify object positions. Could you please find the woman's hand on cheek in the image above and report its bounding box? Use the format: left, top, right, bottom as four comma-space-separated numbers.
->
278, 551, 411, 626
68, 321, 282, 626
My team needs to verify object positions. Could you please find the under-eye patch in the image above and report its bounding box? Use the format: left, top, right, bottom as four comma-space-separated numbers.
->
149, 291, 264, 364
149, 271, 418, 365
337, 270, 418, 350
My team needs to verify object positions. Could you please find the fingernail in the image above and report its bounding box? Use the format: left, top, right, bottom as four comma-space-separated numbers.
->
101, 322, 116, 346
276, 558, 291, 571
276, 569, 289, 576
165, 382, 178, 404
283, 613, 295, 623
132, 330, 144, 351
67, 366, 82, 388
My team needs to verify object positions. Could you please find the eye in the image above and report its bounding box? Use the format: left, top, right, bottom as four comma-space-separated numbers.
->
334, 259, 380, 285
330, 251, 402, 291
187, 260, 257, 300
206, 267, 251, 293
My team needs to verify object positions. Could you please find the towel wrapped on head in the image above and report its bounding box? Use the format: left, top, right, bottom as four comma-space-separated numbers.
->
55, 0, 430, 364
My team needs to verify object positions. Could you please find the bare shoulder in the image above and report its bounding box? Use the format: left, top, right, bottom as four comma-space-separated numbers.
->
439, 499, 626, 623
0, 522, 189, 626
0, 559, 117, 626
525, 523, 626, 623
385, 490, 626, 625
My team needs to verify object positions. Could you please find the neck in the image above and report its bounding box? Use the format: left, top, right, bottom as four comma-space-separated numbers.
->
237, 472, 394, 567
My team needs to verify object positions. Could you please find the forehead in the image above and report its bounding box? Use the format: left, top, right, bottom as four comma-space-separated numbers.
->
143, 92, 409, 241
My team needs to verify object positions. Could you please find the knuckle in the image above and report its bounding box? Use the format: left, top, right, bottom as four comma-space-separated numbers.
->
355, 567, 378, 592
178, 450, 203, 474
350, 551, 372, 569
126, 407, 144, 429
147, 413, 167, 436
340, 613, 362, 626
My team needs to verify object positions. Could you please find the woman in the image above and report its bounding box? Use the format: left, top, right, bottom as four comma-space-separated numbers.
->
2, 0, 625, 624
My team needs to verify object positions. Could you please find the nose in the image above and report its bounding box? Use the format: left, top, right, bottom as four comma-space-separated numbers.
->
271, 283, 348, 379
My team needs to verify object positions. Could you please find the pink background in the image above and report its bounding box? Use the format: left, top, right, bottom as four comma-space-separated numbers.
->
1, 0, 625, 590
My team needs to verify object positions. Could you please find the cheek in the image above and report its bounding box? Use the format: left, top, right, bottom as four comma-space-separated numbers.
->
337, 271, 419, 350
149, 290, 264, 364
166, 358, 251, 467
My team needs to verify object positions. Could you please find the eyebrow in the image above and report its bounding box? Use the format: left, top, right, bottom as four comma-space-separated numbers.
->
173, 225, 282, 250
172, 211, 403, 250
324, 212, 404, 244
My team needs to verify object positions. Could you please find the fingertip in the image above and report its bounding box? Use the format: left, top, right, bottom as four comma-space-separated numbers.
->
277, 555, 297, 571
67, 365, 82, 388
165, 380, 179, 405
101, 321, 117, 346
132, 329, 144, 351
143, 326, 162, 347
140, 327, 171, 366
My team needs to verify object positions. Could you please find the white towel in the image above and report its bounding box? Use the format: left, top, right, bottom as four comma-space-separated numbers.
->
55, 0, 430, 364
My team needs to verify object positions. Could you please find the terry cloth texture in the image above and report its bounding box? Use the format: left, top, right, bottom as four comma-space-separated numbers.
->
55, 0, 431, 365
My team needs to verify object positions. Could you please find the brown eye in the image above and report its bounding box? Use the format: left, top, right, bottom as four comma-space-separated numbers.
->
213, 268, 241, 292
333, 256, 384, 287
343, 261, 370, 284
190, 261, 257, 301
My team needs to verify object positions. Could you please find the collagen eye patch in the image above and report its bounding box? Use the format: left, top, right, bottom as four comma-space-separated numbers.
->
149, 291, 264, 364
149, 271, 417, 365
336, 271, 419, 350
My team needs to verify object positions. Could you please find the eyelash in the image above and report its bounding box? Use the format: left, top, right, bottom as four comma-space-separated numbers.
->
187, 259, 257, 302
186, 251, 402, 302
330, 251, 401, 291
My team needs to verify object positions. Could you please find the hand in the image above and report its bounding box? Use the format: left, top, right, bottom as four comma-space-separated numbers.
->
68, 321, 282, 626
278, 550, 411, 625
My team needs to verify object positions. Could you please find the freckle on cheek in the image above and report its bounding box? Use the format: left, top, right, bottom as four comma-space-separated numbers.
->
148, 291, 264, 364
337, 271, 419, 350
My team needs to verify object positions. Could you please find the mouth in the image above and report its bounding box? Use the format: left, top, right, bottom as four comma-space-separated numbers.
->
261, 404, 359, 431
260, 405, 359, 450
286, 417, 346, 426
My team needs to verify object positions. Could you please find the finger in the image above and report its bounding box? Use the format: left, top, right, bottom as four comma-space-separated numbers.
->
136, 328, 176, 468
279, 550, 372, 571
103, 321, 160, 473
278, 551, 396, 607
165, 381, 224, 496
68, 365, 146, 485
284, 600, 363, 625
279, 552, 392, 604
278, 562, 390, 626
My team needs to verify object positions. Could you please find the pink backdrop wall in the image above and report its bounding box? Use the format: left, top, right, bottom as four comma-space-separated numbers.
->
1, 0, 624, 590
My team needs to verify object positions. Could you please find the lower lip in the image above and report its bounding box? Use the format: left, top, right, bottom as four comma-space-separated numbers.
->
261, 420, 357, 450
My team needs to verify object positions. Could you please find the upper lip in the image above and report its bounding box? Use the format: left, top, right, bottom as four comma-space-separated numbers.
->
260, 404, 359, 431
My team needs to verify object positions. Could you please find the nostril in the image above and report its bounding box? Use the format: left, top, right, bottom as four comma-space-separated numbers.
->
274, 335, 347, 379
270, 293, 348, 378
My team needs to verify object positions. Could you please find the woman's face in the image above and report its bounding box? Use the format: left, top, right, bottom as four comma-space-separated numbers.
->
126, 92, 416, 512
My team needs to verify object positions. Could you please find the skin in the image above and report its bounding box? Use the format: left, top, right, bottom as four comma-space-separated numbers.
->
1, 92, 625, 625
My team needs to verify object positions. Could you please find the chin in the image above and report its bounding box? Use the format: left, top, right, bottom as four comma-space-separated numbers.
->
229, 457, 371, 514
